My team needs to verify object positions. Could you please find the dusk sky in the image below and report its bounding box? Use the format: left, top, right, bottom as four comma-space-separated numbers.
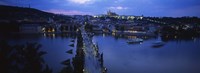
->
0, 0, 200, 17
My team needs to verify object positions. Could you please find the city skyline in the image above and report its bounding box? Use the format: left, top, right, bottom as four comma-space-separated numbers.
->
0, 0, 200, 17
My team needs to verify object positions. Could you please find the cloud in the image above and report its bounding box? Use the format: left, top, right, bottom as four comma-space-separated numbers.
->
114, 0, 124, 3
46, 9, 92, 15
67, 0, 94, 4
0, 1, 9, 5
169, 5, 200, 17
109, 6, 128, 10
0, 0, 16, 6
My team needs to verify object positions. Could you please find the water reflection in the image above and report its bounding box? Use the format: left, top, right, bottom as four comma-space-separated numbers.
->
0, 33, 200, 73
0, 33, 78, 73
42, 33, 77, 39
93, 34, 200, 73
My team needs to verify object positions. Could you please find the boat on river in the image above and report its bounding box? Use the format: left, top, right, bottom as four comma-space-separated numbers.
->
127, 38, 143, 44
152, 41, 165, 47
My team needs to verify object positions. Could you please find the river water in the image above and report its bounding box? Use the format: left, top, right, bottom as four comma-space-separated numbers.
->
1, 33, 200, 73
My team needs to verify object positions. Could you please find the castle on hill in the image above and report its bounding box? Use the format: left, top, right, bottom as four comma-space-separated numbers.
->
107, 10, 118, 16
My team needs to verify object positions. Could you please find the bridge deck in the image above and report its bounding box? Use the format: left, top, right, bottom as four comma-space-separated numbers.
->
80, 26, 103, 73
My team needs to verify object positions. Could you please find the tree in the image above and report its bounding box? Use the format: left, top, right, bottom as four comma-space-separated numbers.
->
0, 41, 52, 73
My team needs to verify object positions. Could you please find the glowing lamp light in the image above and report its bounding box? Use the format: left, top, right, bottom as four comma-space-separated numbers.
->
52, 29, 55, 32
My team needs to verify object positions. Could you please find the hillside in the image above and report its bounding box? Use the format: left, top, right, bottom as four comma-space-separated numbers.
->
0, 5, 72, 22
0, 5, 73, 33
